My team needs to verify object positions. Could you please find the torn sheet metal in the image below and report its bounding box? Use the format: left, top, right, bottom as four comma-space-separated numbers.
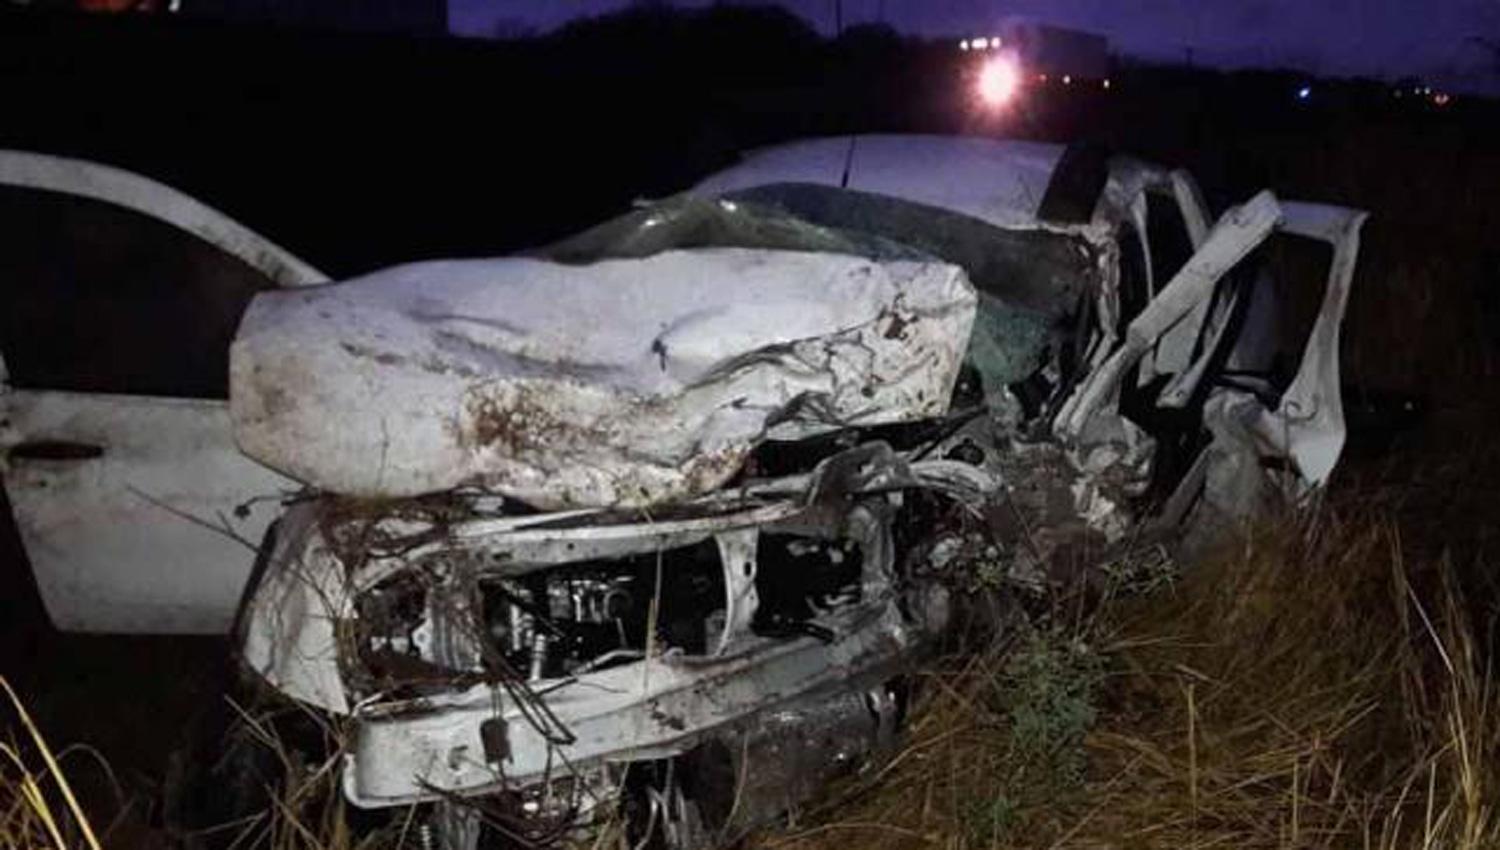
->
1056, 190, 1283, 439
1169, 202, 1366, 526
343, 601, 920, 807
235, 502, 350, 713
230, 249, 977, 509
236, 443, 972, 811
1054, 191, 1364, 532
239, 447, 992, 721
1253, 201, 1366, 490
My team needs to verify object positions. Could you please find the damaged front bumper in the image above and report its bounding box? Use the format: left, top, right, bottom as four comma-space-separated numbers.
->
239, 445, 987, 818
344, 601, 920, 807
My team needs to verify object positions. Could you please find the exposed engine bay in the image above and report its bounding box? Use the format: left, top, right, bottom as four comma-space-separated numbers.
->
240, 435, 997, 846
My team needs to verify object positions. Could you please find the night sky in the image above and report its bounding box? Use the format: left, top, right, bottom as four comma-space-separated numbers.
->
450, 0, 1500, 92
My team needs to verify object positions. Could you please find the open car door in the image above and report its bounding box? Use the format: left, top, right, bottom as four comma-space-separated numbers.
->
0, 151, 327, 633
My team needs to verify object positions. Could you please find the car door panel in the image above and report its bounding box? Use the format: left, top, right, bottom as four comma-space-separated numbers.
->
2, 390, 297, 632
0, 150, 327, 289
0, 150, 327, 634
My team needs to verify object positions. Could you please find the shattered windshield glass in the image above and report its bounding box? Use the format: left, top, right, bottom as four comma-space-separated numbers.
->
537, 191, 924, 265
722, 183, 1098, 318
540, 183, 1103, 406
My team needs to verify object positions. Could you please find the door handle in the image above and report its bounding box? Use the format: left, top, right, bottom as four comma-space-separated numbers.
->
7, 440, 105, 461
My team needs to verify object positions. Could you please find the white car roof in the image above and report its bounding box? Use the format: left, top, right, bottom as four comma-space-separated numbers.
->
691, 134, 1068, 230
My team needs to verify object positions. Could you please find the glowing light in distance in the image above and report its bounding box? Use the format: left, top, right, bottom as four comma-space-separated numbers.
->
1297, 86, 1311, 100
960, 39, 970, 50
977, 55, 1022, 108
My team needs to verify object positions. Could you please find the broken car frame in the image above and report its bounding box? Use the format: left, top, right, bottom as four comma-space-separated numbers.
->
0, 137, 1365, 846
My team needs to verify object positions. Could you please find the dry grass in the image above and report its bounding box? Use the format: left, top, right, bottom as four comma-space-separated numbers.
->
757, 91, 1500, 850
10, 499, 1496, 850
0, 677, 102, 850
760, 492, 1500, 850
214, 702, 359, 850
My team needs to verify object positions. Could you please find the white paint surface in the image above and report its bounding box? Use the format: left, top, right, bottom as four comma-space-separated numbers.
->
0, 149, 326, 633
0, 150, 326, 288
1, 391, 297, 632
692, 134, 1066, 229
230, 249, 977, 508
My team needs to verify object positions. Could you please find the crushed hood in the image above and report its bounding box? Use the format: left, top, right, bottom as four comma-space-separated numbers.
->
229, 248, 977, 509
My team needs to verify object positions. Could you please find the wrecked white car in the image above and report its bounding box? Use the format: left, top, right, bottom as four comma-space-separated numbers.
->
0, 136, 1364, 848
